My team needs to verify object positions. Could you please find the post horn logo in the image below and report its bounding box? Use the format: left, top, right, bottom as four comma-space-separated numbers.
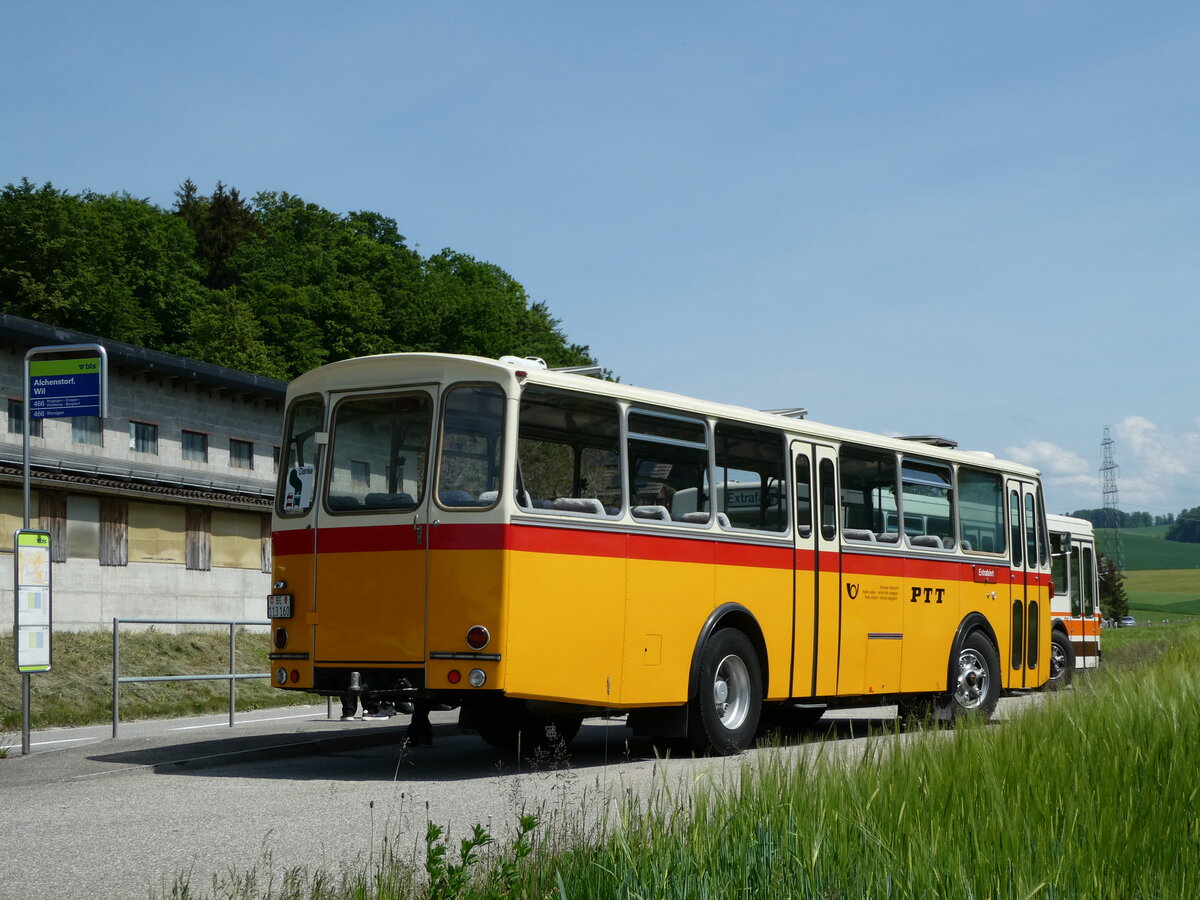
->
847, 583, 859, 600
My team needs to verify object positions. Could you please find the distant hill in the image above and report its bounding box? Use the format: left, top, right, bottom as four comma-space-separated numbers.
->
1096, 526, 1200, 620
1096, 526, 1200, 571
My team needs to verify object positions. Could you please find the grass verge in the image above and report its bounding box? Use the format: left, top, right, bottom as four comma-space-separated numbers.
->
1, 628, 319, 732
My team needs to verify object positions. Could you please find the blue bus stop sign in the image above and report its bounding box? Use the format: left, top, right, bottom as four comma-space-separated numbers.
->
28, 357, 103, 418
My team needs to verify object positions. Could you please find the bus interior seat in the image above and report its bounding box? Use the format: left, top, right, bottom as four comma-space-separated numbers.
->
843, 529, 876, 542
678, 511, 712, 524
554, 497, 605, 515
716, 513, 731, 528
910, 535, 944, 549
328, 495, 362, 510
439, 489, 475, 506
632, 505, 671, 521
478, 490, 498, 503
875, 532, 901, 544
364, 492, 414, 509
941, 537, 956, 550
960, 539, 972, 551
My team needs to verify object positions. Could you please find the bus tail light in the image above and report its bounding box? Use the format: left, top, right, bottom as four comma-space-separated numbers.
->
466, 626, 490, 650
289, 669, 300, 683
447, 669, 461, 684
468, 668, 487, 687
274, 628, 288, 649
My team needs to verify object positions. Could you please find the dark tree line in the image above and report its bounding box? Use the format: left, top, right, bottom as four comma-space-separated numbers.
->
1067, 509, 1176, 529
0, 178, 595, 380
1068, 507, 1200, 544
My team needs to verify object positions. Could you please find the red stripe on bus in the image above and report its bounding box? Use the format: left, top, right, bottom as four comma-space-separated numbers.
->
509, 523, 626, 557
274, 522, 1033, 587
433, 523, 509, 551
273, 529, 314, 556
317, 524, 421, 553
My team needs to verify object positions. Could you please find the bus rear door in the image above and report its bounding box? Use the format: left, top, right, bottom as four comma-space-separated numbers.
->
312, 389, 437, 681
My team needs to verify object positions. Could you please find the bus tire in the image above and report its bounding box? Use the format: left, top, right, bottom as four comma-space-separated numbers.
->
945, 630, 1000, 721
1047, 629, 1075, 691
688, 628, 762, 755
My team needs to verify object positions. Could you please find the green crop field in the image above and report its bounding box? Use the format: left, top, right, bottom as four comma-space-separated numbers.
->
1093, 527, 1200, 620
1096, 525, 1200, 570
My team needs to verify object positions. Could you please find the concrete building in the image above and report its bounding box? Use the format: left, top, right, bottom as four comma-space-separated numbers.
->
0, 314, 285, 630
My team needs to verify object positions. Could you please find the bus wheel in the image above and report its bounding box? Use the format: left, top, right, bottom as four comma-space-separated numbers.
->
946, 631, 1000, 721
688, 628, 762, 755
1047, 630, 1075, 691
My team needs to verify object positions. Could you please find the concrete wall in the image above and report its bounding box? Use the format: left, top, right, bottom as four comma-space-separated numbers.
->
0, 554, 271, 632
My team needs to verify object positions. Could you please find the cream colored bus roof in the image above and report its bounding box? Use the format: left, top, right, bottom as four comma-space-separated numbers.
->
288, 352, 1041, 478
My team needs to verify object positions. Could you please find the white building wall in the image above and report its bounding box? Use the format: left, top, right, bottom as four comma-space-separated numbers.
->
0, 338, 282, 632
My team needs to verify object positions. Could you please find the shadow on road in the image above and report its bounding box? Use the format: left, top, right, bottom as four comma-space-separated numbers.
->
82, 711, 906, 784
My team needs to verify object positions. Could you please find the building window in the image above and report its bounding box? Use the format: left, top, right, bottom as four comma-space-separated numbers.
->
7, 399, 42, 437
272, 446, 280, 473
182, 430, 209, 463
129, 421, 158, 455
350, 459, 370, 486
72, 416, 103, 446
230, 439, 254, 469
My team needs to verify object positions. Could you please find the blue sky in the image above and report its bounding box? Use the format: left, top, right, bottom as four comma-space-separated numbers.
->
3, 2, 1198, 517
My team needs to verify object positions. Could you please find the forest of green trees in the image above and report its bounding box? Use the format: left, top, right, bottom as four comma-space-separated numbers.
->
1069, 508, 1200, 543
0, 178, 595, 380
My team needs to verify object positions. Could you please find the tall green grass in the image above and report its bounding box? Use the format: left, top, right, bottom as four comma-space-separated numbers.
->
519, 627, 1200, 899
159, 624, 1200, 900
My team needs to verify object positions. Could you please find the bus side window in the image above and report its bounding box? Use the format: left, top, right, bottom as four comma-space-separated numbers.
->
517, 388, 622, 515
839, 446, 897, 542
713, 422, 787, 533
959, 467, 1004, 555
630, 409, 709, 525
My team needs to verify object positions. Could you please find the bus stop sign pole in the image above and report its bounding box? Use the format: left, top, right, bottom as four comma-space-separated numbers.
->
17, 344, 107, 755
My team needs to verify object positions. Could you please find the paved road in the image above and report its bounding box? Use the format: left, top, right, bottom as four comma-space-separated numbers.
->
0, 696, 1040, 900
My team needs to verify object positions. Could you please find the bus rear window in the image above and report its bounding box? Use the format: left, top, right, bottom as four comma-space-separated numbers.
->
278, 394, 324, 516
326, 393, 432, 513
437, 385, 504, 508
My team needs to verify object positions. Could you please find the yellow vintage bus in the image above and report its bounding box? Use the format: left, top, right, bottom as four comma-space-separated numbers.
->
268, 353, 1051, 754
1046, 513, 1102, 685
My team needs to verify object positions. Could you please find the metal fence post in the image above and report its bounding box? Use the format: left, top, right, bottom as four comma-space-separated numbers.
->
112, 618, 120, 739
228, 623, 236, 729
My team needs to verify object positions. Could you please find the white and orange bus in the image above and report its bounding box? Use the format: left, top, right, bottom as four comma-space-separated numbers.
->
267, 353, 1052, 754
1046, 514, 1102, 686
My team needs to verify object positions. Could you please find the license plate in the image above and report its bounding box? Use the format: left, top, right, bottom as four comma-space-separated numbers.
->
267, 594, 293, 618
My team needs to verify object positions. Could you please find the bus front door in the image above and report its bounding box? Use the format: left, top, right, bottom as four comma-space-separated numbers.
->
1005, 479, 1045, 689
800, 445, 841, 697
312, 390, 436, 689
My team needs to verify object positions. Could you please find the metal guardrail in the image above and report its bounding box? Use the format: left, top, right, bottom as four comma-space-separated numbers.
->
111, 617, 271, 739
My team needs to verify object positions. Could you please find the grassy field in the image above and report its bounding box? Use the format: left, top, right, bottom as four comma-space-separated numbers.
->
0, 629, 318, 732
1095, 526, 1200, 621
157, 622, 1200, 899
1096, 525, 1200, 570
